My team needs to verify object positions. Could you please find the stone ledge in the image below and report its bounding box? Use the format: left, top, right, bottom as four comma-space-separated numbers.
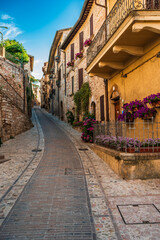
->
89, 143, 160, 180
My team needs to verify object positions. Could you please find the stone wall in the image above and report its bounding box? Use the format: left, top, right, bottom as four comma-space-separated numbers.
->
0, 57, 32, 142
0, 93, 32, 142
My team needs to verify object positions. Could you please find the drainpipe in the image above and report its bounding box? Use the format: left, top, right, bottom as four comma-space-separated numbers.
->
104, 79, 109, 122
61, 49, 66, 96
95, 0, 107, 19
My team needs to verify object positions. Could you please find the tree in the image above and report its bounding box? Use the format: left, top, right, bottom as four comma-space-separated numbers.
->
1, 39, 29, 63
30, 75, 39, 84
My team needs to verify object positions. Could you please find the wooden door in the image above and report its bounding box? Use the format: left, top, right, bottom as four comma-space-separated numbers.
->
115, 101, 120, 121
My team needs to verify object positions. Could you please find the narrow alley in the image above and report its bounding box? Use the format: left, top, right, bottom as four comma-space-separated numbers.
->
0, 108, 160, 239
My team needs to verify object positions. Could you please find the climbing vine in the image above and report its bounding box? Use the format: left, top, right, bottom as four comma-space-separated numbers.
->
74, 82, 91, 119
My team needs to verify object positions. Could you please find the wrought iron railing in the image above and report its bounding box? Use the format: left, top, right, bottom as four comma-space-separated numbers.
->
87, 0, 160, 66
93, 120, 160, 153
0, 73, 24, 112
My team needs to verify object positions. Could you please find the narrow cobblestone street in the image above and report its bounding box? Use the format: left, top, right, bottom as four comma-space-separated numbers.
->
0, 109, 96, 240
0, 108, 160, 239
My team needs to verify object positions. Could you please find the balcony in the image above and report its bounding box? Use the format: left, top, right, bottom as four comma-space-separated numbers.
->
87, 0, 160, 78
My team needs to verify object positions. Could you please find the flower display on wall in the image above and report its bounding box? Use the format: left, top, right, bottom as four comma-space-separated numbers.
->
83, 38, 92, 47
118, 94, 160, 121
95, 135, 160, 152
143, 93, 160, 107
67, 61, 74, 68
75, 52, 83, 60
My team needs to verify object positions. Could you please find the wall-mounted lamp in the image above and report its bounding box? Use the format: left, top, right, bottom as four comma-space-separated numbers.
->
156, 52, 160, 58
121, 73, 127, 78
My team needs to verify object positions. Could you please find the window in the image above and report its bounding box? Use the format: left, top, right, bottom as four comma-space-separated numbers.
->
100, 95, 105, 121
71, 43, 74, 62
90, 14, 93, 37
72, 76, 74, 94
79, 31, 84, 52
58, 68, 61, 81
79, 69, 83, 89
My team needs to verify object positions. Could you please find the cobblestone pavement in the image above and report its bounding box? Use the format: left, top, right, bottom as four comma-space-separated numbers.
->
0, 108, 96, 240
0, 108, 44, 228
43, 110, 160, 240
0, 108, 160, 240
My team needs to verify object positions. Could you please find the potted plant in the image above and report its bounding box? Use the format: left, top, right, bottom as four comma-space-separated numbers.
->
81, 117, 96, 143
75, 52, 83, 60
83, 38, 92, 47
134, 106, 157, 120
143, 93, 160, 107
67, 61, 74, 68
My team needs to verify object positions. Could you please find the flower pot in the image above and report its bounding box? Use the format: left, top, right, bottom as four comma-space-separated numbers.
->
151, 100, 160, 108
140, 147, 160, 153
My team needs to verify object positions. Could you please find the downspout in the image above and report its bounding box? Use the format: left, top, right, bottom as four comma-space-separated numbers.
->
61, 50, 66, 96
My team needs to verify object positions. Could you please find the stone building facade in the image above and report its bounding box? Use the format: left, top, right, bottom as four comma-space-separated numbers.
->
86, 0, 160, 121
47, 0, 108, 122
47, 0, 160, 123
0, 49, 33, 142
47, 28, 72, 118
40, 62, 50, 110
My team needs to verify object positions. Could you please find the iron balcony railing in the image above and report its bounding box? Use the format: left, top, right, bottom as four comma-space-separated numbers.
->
0, 73, 24, 112
87, 0, 160, 66
93, 119, 160, 153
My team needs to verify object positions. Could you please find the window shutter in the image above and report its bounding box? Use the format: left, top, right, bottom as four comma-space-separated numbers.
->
71, 43, 74, 62
58, 68, 61, 81
79, 68, 83, 89
79, 31, 84, 52
100, 95, 105, 121
90, 14, 93, 37
72, 76, 74, 94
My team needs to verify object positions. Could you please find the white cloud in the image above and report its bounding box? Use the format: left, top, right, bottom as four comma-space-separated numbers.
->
32, 71, 42, 80
1, 14, 14, 20
34, 59, 42, 65
0, 22, 23, 39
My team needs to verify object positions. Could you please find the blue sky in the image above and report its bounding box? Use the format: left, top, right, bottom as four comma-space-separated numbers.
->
0, 0, 84, 79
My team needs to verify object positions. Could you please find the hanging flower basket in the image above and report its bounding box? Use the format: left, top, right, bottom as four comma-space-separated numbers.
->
83, 39, 92, 47
67, 61, 74, 68
143, 93, 160, 107
75, 52, 83, 60
134, 107, 157, 120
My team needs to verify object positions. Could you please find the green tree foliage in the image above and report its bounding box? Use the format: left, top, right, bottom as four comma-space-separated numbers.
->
74, 82, 91, 118
30, 75, 39, 84
1, 39, 29, 63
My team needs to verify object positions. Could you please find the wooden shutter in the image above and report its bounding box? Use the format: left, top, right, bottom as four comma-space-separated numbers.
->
72, 76, 74, 94
71, 43, 74, 61
100, 95, 105, 121
90, 14, 93, 37
79, 31, 84, 52
58, 68, 61, 81
79, 69, 83, 89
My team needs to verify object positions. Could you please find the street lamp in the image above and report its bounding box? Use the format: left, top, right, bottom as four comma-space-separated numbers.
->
0, 26, 8, 46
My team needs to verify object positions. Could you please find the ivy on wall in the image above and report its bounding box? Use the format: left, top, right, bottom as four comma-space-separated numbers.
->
74, 82, 91, 119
